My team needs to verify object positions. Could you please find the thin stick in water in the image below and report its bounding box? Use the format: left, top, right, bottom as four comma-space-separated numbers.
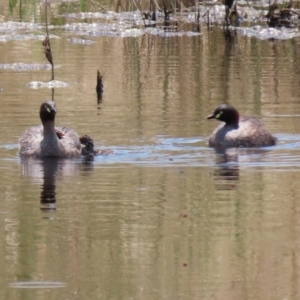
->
43, 0, 54, 81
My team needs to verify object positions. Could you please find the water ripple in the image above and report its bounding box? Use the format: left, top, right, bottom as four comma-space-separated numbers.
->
237, 25, 300, 40
91, 134, 300, 169
27, 80, 69, 89
10, 281, 66, 289
0, 63, 52, 71
5, 135, 300, 169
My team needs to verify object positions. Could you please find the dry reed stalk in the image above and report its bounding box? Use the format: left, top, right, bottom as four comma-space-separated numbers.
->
96, 70, 104, 104
42, 0, 54, 81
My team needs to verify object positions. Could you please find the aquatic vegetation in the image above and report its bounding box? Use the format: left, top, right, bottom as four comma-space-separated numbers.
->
1, 1, 300, 41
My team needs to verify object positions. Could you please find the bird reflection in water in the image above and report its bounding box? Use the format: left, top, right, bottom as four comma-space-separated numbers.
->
40, 158, 59, 212
212, 148, 273, 190
20, 157, 92, 213
213, 148, 239, 191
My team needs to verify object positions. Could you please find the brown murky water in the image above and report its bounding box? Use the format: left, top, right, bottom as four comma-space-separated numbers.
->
1, 1, 300, 299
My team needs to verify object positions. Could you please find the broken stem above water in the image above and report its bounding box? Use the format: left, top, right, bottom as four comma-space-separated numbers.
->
43, 0, 54, 81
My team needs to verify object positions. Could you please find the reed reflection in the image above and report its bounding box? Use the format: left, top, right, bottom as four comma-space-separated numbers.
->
223, 28, 238, 51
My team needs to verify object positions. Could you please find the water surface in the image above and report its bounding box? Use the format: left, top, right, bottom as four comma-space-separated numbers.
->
1, 2, 300, 299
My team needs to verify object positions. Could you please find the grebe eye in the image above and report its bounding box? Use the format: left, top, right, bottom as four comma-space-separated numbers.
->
215, 111, 223, 119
